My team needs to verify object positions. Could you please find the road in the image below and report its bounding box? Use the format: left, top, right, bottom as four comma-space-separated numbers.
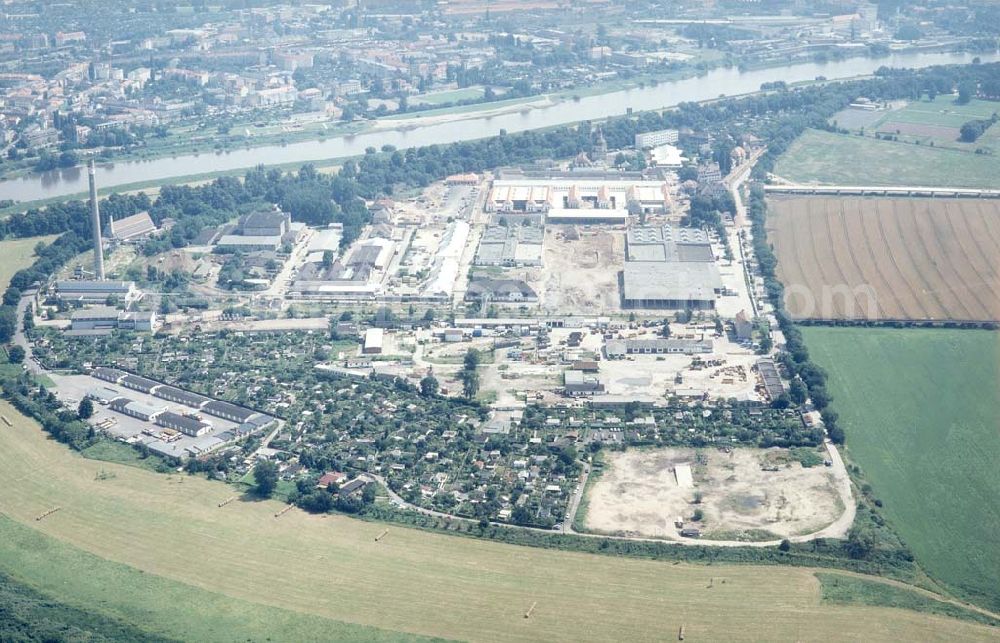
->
561, 461, 591, 533
261, 227, 314, 301
13, 292, 43, 376
723, 148, 764, 317
451, 182, 488, 306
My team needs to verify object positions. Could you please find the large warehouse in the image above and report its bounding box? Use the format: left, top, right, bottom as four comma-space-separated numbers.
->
486, 179, 673, 217
622, 225, 722, 310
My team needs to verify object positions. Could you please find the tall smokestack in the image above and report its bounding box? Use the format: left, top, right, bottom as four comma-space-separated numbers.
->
88, 160, 105, 280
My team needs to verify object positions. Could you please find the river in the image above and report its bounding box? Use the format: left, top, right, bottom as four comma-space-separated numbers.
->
3, 50, 996, 203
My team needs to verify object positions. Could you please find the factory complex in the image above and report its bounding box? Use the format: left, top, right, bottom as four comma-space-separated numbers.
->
51, 367, 279, 460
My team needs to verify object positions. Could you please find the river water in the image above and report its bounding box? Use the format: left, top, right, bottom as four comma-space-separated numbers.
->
4, 50, 996, 203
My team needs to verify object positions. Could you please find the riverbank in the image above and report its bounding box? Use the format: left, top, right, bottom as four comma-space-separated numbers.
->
0, 49, 994, 207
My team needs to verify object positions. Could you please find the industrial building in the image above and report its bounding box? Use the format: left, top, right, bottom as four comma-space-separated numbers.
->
216, 207, 303, 251
110, 211, 157, 242
363, 328, 384, 354
756, 359, 785, 400
155, 410, 212, 437
202, 399, 257, 424
85, 385, 122, 405
635, 128, 679, 149
465, 278, 538, 303
564, 369, 605, 396
605, 338, 713, 358
622, 225, 722, 310
622, 262, 722, 310
346, 237, 395, 270
109, 397, 166, 422
734, 310, 754, 341
92, 367, 127, 383
486, 179, 672, 217
546, 208, 629, 225
55, 280, 139, 305
69, 307, 120, 331
423, 220, 469, 299
474, 225, 543, 267
70, 307, 158, 332
153, 385, 210, 408
121, 374, 161, 394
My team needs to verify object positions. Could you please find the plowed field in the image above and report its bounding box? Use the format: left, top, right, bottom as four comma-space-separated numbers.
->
767, 197, 1000, 321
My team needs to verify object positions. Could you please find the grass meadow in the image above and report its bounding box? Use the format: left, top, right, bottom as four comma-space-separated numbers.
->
0, 399, 996, 641
0, 235, 58, 290
773, 128, 1000, 187
803, 327, 1000, 612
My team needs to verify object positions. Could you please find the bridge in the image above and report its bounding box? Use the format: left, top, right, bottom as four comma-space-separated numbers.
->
763, 184, 1000, 199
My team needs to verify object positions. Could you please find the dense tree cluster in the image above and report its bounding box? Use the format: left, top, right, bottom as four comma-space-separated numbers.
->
959, 114, 997, 142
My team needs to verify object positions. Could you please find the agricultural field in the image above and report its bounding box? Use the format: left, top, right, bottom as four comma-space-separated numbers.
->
767, 196, 1000, 322
772, 129, 1000, 188
829, 96, 1000, 152
803, 327, 1000, 612
582, 447, 848, 542
0, 401, 996, 641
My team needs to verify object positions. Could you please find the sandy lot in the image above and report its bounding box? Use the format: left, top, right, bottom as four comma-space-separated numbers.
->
526, 226, 624, 315
585, 448, 842, 541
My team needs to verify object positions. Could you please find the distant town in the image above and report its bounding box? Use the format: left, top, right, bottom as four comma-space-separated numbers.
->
0, 0, 995, 180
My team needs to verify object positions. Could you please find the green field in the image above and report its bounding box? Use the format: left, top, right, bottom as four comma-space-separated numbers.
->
879, 96, 998, 129
817, 573, 1000, 627
803, 327, 1000, 611
0, 515, 421, 642
830, 96, 1000, 151
773, 128, 1000, 187
410, 86, 487, 106
0, 401, 996, 641
0, 235, 58, 290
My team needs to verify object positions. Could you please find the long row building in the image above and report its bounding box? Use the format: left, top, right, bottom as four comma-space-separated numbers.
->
92, 367, 274, 431
485, 178, 673, 218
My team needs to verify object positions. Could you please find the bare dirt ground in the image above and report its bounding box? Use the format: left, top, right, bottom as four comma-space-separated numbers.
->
585, 448, 843, 542
523, 226, 624, 315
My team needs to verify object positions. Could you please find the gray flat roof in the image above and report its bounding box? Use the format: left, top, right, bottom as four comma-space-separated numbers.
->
622, 262, 722, 302
156, 410, 211, 434
202, 399, 256, 422
121, 374, 160, 391
124, 400, 166, 417
153, 385, 209, 408
92, 367, 127, 381
216, 234, 281, 246
71, 306, 121, 320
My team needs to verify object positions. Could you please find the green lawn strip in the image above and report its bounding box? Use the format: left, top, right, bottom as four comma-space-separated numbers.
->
816, 572, 1000, 627
802, 327, 1000, 612
0, 514, 438, 642
80, 439, 171, 473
